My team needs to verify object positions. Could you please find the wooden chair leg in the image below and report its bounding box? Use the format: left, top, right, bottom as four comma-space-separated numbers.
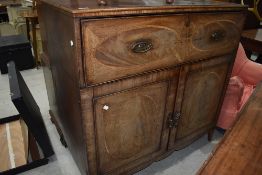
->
31, 18, 39, 68
26, 19, 30, 41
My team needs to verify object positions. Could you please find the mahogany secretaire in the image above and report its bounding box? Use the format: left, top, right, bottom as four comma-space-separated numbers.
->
37, 0, 246, 174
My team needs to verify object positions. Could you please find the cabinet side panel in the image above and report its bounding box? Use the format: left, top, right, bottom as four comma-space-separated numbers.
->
38, 3, 87, 174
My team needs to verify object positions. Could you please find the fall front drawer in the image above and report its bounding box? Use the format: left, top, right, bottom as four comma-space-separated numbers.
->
81, 15, 187, 84
81, 13, 244, 84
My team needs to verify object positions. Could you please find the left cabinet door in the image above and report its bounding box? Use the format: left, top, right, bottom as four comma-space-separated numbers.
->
94, 81, 172, 174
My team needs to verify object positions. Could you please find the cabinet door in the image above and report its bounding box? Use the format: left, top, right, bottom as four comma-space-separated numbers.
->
94, 81, 174, 174
168, 55, 232, 150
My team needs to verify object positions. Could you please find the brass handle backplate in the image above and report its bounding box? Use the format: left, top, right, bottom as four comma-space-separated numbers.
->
168, 113, 174, 128
210, 30, 225, 41
131, 39, 153, 53
168, 112, 181, 128
173, 112, 181, 127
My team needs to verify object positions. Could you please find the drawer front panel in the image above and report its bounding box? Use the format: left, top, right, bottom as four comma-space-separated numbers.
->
82, 15, 187, 84
187, 13, 245, 59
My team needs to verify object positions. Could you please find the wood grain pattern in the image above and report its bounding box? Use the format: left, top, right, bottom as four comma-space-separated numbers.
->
95, 82, 168, 174
81, 68, 179, 175
39, 0, 246, 18
38, 1, 246, 174
9, 120, 27, 167
82, 15, 187, 84
20, 120, 29, 158
38, 4, 88, 175
198, 82, 262, 175
188, 12, 245, 60
0, 120, 27, 172
0, 123, 10, 172
92, 67, 180, 97
82, 12, 245, 84
80, 88, 98, 175
169, 55, 232, 150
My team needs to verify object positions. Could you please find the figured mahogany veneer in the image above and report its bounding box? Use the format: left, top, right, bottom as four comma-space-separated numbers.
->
82, 13, 245, 84
38, 1, 246, 174
0, 120, 27, 172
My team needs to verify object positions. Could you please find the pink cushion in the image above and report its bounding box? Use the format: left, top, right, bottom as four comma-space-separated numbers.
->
232, 43, 262, 85
217, 77, 244, 129
217, 43, 262, 129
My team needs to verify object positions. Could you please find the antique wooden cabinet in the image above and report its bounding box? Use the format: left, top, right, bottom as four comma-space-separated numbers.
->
38, 0, 246, 174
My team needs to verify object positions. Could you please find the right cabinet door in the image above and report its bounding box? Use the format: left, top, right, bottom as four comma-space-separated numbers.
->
169, 55, 233, 150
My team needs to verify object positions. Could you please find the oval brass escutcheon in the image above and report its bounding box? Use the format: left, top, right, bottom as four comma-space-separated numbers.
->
131, 39, 153, 53
210, 30, 225, 41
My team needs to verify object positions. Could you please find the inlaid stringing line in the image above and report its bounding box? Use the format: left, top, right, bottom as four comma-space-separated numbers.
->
5, 123, 15, 169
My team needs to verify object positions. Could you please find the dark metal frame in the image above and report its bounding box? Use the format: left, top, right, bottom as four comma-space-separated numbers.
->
0, 61, 54, 175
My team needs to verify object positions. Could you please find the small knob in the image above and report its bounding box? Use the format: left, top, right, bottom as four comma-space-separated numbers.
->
97, 0, 107, 6
70, 40, 74, 46
166, 0, 174, 4
103, 105, 109, 111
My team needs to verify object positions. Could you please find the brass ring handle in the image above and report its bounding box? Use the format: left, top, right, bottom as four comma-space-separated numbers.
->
131, 39, 153, 53
167, 112, 181, 128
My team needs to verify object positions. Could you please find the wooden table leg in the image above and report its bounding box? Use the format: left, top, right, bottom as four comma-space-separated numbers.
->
26, 18, 30, 41
31, 18, 39, 68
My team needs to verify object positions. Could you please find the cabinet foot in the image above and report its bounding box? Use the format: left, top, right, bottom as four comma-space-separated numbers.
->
60, 135, 68, 147
49, 110, 68, 147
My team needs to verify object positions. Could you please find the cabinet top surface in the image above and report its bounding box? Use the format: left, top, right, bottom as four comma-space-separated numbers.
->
39, 0, 246, 17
